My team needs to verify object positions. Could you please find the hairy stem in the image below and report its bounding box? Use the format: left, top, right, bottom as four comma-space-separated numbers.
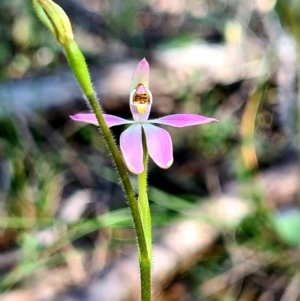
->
138, 131, 152, 300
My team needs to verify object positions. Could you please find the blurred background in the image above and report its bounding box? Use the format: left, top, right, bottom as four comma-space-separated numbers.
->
0, 0, 300, 300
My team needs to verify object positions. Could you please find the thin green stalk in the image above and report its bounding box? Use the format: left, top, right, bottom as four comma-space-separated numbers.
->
297, 41, 300, 206
138, 132, 152, 258
138, 131, 152, 301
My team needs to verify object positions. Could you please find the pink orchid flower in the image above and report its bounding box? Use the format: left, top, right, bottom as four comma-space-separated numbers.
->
71, 58, 218, 174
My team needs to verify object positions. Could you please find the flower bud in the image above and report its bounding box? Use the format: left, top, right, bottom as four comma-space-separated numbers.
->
33, 0, 73, 46
33, 0, 95, 98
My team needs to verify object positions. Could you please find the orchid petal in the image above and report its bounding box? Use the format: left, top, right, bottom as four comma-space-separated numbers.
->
149, 114, 218, 128
142, 123, 173, 169
120, 124, 143, 174
70, 113, 133, 128
130, 58, 150, 91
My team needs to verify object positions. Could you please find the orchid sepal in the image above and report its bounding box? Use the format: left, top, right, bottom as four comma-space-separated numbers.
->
149, 114, 218, 128
120, 124, 144, 174
130, 58, 150, 91
143, 123, 173, 169
70, 113, 133, 128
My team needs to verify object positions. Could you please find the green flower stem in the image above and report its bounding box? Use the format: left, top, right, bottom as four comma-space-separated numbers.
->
138, 131, 152, 301
63, 41, 94, 98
